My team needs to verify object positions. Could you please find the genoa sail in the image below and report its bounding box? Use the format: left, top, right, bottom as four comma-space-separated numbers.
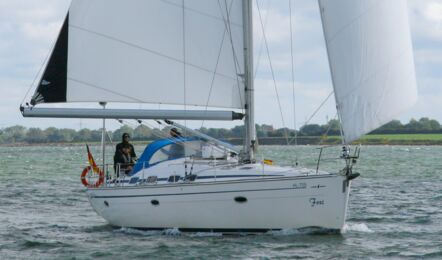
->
319, 0, 418, 143
32, 0, 246, 109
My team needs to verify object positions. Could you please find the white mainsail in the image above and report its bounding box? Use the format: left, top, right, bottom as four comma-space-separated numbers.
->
319, 0, 418, 143
32, 0, 245, 109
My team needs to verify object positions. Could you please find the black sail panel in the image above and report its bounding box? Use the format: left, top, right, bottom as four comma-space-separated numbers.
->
31, 13, 69, 105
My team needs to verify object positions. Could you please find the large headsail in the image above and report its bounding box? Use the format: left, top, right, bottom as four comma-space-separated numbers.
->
319, 0, 418, 143
31, 0, 245, 109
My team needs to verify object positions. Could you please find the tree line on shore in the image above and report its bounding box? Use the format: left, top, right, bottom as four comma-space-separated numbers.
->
0, 117, 440, 144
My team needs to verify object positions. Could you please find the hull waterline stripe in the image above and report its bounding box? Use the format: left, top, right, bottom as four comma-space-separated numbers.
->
115, 227, 340, 234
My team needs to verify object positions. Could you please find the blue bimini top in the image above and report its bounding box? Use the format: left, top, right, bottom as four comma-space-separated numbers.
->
129, 137, 197, 176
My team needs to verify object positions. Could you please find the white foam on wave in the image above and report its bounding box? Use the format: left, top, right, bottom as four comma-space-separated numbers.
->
115, 227, 182, 236
114, 227, 221, 237
267, 228, 304, 236
190, 232, 223, 237
115, 227, 163, 236
266, 227, 338, 236
342, 223, 374, 233
114, 227, 163, 236
163, 227, 181, 236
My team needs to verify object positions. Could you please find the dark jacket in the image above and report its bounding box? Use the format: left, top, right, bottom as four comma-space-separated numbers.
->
114, 150, 134, 174
115, 142, 136, 159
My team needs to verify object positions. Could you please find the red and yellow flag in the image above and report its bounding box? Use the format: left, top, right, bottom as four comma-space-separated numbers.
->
263, 159, 274, 165
86, 144, 98, 170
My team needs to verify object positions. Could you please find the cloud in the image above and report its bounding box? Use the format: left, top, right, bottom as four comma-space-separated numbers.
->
409, 0, 442, 41
415, 49, 442, 64
0, 0, 70, 76
425, 1, 442, 23
254, 78, 335, 128
21, 22, 62, 43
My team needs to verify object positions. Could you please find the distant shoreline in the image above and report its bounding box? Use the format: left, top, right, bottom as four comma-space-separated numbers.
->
2, 134, 442, 147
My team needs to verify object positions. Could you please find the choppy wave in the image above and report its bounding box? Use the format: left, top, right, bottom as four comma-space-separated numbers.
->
115, 227, 341, 238
115, 227, 224, 237
190, 232, 223, 237
268, 227, 339, 236
115, 227, 165, 236
163, 227, 181, 236
342, 223, 374, 233
22, 239, 70, 249
115, 227, 183, 237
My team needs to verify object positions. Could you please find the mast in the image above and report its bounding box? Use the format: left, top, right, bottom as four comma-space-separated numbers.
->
99, 102, 106, 173
243, 0, 256, 162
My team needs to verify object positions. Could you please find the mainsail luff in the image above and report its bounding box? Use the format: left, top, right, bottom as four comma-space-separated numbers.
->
319, 0, 418, 143
243, 0, 256, 161
30, 0, 246, 110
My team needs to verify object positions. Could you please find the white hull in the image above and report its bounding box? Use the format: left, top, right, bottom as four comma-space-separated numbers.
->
87, 174, 352, 232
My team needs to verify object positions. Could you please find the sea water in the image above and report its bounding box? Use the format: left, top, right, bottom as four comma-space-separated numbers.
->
0, 145, 441, 259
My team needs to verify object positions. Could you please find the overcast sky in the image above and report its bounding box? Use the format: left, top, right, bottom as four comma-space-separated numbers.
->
1, 0, 442, 130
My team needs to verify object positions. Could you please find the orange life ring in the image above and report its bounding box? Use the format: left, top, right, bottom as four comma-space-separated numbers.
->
81, 166, 104, 188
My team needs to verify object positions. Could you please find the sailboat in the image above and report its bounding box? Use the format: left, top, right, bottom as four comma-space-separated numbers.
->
20, 0, 417, 232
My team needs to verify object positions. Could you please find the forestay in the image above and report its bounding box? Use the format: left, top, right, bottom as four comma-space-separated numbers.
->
31, 0, 245, 109
319, 0, 418, 143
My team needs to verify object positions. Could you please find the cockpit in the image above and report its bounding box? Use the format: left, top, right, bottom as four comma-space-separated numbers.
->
129, 137, 234, 175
